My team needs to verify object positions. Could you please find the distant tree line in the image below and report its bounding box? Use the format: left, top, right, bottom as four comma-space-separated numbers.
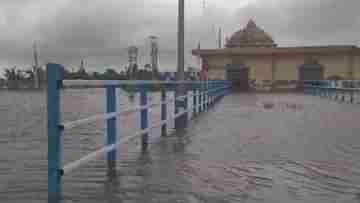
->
63, 64, 159, 80
1, 62, 200, 90
1, 63, 162, 89
1, 66, 46, 89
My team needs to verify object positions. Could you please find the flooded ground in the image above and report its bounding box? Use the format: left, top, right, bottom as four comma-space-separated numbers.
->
1, 90, 360, 202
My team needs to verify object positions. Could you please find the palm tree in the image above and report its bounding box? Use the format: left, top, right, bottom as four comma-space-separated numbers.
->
4, 67, 18, 81
4, 66, 24, 89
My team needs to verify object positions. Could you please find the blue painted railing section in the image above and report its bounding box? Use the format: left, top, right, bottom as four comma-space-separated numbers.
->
106, 86, 117, 169
303, 80, 360, 103
46, 63, 231, 202
47, 63, 63, 203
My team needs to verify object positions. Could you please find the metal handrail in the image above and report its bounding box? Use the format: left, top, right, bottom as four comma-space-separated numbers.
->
62, 86, 226, 130
46, 63, 231, 202
302, 80, 360, 103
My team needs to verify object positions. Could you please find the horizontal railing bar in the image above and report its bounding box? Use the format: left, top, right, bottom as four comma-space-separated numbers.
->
62, 80, 228, 89
63, 103, 153, 130
62, 87, 227, 174
62, 107, 191, 174
62, 133, 139, 174
62, 84, 227, 173
62, 87, 225, 130
47, 63, 230, 201
303, 85, 360, 91
303, 80, 360, 82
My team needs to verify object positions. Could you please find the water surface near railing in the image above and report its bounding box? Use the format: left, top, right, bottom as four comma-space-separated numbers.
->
2, 91, 360, 202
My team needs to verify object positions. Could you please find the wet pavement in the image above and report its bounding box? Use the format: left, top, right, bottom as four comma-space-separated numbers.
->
1, 90, 360, 202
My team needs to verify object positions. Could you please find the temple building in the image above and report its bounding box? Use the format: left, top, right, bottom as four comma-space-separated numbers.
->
193, 20, 360, 91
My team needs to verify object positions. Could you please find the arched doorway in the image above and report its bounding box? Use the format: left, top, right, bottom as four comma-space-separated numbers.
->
226, 63, 250, 91
298, 57, 324, 81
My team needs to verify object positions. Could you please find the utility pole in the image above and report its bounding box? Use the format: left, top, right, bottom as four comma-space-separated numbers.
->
175, 0, 186, 131
80, 59, 85, 71
218, 27, 222, 49
177, 0, 185, 82
202, 0, 206, 13
128, 46, 138, 79
149, 36, 159, 80
33, 41, 40, 89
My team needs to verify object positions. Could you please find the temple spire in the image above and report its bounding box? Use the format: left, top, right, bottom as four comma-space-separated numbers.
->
246, 19, 257, 28
226, 19, 276, 48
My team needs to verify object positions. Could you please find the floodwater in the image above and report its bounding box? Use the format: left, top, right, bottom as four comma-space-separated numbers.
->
1, 89, 360, 203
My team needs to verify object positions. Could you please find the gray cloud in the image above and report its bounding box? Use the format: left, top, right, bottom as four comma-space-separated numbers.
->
0, 0, 359, 74
235, 0, 360, 46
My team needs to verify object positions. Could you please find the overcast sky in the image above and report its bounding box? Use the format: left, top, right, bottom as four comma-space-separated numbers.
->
0, 0, 359, 73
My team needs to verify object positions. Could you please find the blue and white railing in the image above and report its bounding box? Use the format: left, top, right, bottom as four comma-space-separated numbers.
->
46, 63, 231, 202
302, 80, 360, 103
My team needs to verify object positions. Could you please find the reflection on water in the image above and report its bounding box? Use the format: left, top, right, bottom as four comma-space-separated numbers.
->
1, 90, 360, 202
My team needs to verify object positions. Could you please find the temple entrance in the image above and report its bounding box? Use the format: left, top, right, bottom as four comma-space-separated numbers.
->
299, 67, 324, 81
226, 64, 250, 91
298, 57, 324, 81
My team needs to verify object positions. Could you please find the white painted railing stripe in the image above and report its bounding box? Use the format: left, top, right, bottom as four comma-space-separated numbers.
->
61, 85, 228, 174
62, 80, 229, 89
303, 85, 360, 91
62, 108, 190, 174
62, 87, 226, 130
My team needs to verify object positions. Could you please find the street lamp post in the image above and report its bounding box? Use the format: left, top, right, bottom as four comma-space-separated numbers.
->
175, 0, 187, 131
177, 0, 185, 81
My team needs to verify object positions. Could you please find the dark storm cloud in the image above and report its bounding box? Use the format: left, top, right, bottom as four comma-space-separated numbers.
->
38, 1, 145, 50
235, 0, 360, 45
0, 0, 359, 73
35, 0, 162, 68
0, 0, 180, 71
285, 0, 360, 37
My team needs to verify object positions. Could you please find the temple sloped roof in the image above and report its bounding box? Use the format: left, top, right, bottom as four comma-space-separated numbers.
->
192, 45, 360, 56
226, 19, 277, 48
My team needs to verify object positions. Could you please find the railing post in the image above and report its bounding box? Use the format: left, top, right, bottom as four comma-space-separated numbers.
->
174, 87, 180, 129
198, 82, 202, 113
209, 82, 212, 106
203, 81, 206, 111
217, 82, 221, 100
175, 82, 188, 131
207, 81, 210, 107
106, 86, 117, 172
225, 82, 229, 96
212, 82, 215, 103
220, 82, 224, 99
207, 82, 211, 107
215, 82, 218, 102
193, 83, 197, 117
140, 84, 149, 151
184, 85, 188, 127
161, 88, 167, 137
216, 82, 219, 101
47, 63, 64, 203
325, 88, 328, 98
335, 89, 338, 100
218, 81, 220, 101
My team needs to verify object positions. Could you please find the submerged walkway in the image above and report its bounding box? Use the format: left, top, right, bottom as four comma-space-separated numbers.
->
63, 93, 360, 203
3, 92, 360, 203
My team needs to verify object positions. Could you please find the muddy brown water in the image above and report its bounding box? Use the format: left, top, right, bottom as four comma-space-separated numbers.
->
1, 90, 360, 203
